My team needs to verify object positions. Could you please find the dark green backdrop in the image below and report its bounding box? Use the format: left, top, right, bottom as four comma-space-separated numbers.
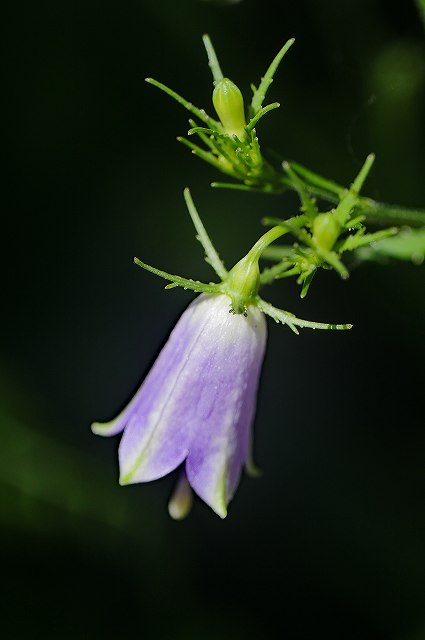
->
3, 1, 425, 638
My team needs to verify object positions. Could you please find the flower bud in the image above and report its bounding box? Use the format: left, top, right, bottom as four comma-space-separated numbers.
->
213, 78, 246, 139
312, 213, 340, 251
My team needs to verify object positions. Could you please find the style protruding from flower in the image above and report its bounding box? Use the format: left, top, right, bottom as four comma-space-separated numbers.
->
92, 190, 351, 519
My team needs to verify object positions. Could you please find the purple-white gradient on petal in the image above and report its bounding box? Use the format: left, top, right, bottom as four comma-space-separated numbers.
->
92, 293, 267, 518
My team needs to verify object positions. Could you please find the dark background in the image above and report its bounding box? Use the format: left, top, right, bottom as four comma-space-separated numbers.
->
3, 0, 425, 638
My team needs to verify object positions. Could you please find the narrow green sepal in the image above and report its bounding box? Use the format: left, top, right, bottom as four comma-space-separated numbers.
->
288, 162, 344, 199
183, 188, 228, 280
260, 260, 297, 285
355, 227, 425, 264
300, 269, 317, 298
283, 161, 318, 220
334, 154, 375, 227
212, 180, 284, 193
146, 77, 222, 130
344, 215, 365, 230
134, 258, 221, 295
202, 34, 224, 83
245, 102, 280, 133
177, 137, 237, 177
318, 249, 349, 279
339, 227, 398, 253
256, 297, 352, 332
188, 126, 215, 136
250, 38, 295, 114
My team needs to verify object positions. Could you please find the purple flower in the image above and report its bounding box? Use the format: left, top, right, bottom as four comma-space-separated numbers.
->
92, 293, 267, 518
92, 189, 350, 518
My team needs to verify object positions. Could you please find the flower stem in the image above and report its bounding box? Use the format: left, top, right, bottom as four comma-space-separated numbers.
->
357, 200, 425, 227
249, 225, 288, 259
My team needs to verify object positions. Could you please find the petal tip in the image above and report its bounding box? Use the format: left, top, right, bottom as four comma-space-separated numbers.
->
214, 503, 228, 519
118, 469, 132, 486
91, 418, 125, 438
91, 421, 106, 436
212, 488, 228, 519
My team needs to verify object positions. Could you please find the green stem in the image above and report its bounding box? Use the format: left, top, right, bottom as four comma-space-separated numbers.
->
358, 199, 425, 227
249, 225, 288, 259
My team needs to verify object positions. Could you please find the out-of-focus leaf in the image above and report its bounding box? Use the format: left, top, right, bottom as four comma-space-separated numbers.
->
355, 227, 425, 264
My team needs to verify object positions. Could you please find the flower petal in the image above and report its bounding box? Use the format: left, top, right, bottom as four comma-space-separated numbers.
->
118, 294, 227, 483
183, 299, 267, 517
91, 298, 201, 438
96, 292, 266, 521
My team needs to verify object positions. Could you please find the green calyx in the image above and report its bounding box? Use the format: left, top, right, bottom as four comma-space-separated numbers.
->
134, 189, 352, 333
220, 225, 287, 314
213, 78, 246, 140
221, 255, 260, 315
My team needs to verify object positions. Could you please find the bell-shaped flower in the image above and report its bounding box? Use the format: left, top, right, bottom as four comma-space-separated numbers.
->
93, 292, 266, 518
92, 190, 350, 518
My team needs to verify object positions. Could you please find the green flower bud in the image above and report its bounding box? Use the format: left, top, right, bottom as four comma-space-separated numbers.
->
213, 78, 246, 140
312, 213, 340, 251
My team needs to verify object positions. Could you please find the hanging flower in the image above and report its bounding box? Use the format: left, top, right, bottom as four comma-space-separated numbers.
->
92, 189, 350, 518
93, 293, 266, 518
